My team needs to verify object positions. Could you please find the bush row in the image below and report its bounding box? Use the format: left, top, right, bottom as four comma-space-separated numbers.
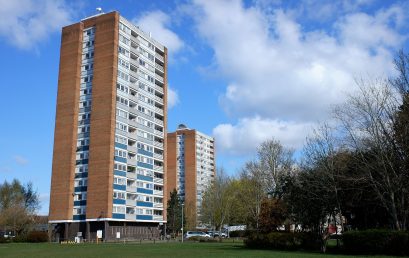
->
0, 231, 48, 244
343, 229, 409, 256
244, 232, 320, 251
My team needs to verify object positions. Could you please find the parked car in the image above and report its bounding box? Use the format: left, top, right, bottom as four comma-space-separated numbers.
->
207, 231, 227, 238
184, 231, 211, 239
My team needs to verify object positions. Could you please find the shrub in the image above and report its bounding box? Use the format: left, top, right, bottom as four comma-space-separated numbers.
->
343, 229, 409, 256
0, 236, 10, 244
12, 234, 27, 243
26, 231, 49, 243
185, 236, 218, 242
244, 231, 320, 251
229, 230, 246, 238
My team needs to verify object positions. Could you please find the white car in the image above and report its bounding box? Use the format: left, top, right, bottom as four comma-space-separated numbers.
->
185, 231, 211, 239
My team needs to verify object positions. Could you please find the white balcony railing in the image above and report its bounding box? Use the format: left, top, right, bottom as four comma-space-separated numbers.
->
154, 178, 164, 184
155, 53, 164, 63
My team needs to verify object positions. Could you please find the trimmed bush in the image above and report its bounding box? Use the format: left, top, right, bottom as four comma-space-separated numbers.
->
343, 229, 409, 256
185, 236, 218, 242
229, 230, 246, 238
26, 231, 49, 243
244, 232, 320, 251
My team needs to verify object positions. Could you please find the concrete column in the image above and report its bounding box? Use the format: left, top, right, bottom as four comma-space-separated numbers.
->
64, 223, 69, 241
104, 221, 109, 242
86, 221, 90, 241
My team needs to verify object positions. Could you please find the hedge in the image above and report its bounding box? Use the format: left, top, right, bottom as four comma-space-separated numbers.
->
343, 229, 409, 256
244, 232, 320, 251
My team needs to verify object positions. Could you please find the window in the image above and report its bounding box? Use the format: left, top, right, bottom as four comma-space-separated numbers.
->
115, 148, 127, 158
137, 142, 153, 152
73, 207, 86, 215
137, 155, 153, 165
113, 191, 125, 199
114, 162, 126, 172
118, 46, 130, 57
113, 176, 126, 185
117, 70, 129, 82
76, 165, 88, 173
137, 130, 153, 141
118, 58, 130, 69
116, 83, 128, 94
78, 126, 90, 133
77, 138, 90, 147
137, 117, 153, 128
115, 135, 127, 145
119, 22, 130, 34
74, 178, 87, 187
119, 33, 130, 45
116, 108, 128, 119
84, 51, 94, 59
115, 122, 128, 132
113, 205, 125, 213
116, 95, 129, 106
84, 27, 95, 36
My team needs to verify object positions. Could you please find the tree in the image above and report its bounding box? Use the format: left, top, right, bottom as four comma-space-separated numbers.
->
166, 189, 184, 237
0, 179, 40, 236
333, 78, 408, 230
201, 168, 235, 232
259, 198, 287, 233
258, 139, 294, 198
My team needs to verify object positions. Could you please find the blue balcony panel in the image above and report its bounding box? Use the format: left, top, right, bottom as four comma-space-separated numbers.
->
114, 170, 126, 177
136, 215, 153, 220
112, 213, 125, 219
75, 172, 88, 178
74, 186, 87, 192
74, 200, 87, 206
137, 188, 153, 194
137, 162, 153, 169
138, 149, 153, 157
73, 215, 86, 220
137, 174, 153, 182
115, 143, 127, 150
136, 201, 153, 207
113, 184, 126, 191
113, 199, 126, 205
114, 156, 127, 163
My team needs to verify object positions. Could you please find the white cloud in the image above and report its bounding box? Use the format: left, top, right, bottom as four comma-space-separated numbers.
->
213, 116, 313, 155
168, 87, 180, 109
0, 0, 74, 50
190, 0, 406, 155
133, 10, 184, 59
14, 155, 29, 165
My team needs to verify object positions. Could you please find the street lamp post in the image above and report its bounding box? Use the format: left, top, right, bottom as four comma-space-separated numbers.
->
181, 203, 184, 243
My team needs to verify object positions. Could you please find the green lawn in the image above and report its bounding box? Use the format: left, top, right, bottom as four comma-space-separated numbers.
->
0, 242, 393, 258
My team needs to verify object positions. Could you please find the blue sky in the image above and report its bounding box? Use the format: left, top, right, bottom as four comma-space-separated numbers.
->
0, 0, 408, 214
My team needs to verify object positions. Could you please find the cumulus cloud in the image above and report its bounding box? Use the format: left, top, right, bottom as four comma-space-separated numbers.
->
189, 0, 407, 155
168, 87, 180, 109
133, 10, 184, 59
14, 155, 29, 165
0, 0, 74, 50
213, 116, 313, 155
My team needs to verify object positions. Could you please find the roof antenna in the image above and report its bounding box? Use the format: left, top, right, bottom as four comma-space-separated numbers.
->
96, 7, 104, 14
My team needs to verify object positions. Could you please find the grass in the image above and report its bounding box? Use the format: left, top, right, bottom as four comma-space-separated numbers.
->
0, 241, 394, 258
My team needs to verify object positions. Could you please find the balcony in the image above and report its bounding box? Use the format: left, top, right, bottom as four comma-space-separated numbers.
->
153, 215, 163, 221
155, 53, 164, 63
154, 118, 164, 126
154, 177, 164, 184
153, 190, 163, 196
155, 63, 164, 73
155, 107, 164, 116
153, 153, 163, 160
154, 130, 164, 137
154, 95, 164, 104
155, 74, 164, 84
154, 202, 163, 208
154, 165, 164, 172
154, 84, 164, 94
154, 141, 163, 149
